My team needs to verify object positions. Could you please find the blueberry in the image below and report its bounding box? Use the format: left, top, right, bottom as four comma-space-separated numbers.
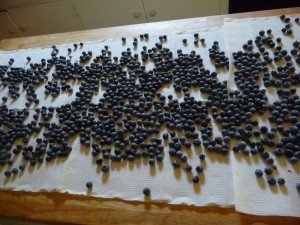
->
289, 157, 297, 163
149, 158, 155, 165
196, 165, 203, 173
11, 168, 18, 175
238, 141, 247, 150
277, 178, 285, 185
101, 164, 109, 172
172, 160, 180, 168
4, 170, 11, 177
255, 169, 263, 177
192, 175, 199, 183
199, 154, 205, 160
96, 158, 103, 165
86, 181, 93, 188
162, 133, 169, 140
185, 164, 192, 171
266, 157, 274, 164
296, 183, 300, 191
143, 187, 151, 196
19, 165, 25, 171
264, 167, 273, 175
266, 130, 276, 139
267, 178, 276, 185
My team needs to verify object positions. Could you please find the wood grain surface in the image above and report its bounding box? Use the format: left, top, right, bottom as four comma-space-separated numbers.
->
0, 7, 300, 225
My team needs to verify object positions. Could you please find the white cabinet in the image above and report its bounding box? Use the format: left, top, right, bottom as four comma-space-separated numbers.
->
1, 0, 229, 39
7, 1, 79, 36
1, 0, 60, 9
143, 0, 227, 22
0, 11, 22, 40
71, 0, 147, 29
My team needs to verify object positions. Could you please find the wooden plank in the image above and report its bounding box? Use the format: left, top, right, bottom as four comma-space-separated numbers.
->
0, 190, 299, 225
0, 7, 300, 225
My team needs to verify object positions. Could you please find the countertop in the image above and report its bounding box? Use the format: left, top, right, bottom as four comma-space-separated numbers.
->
0, 7, 300, 225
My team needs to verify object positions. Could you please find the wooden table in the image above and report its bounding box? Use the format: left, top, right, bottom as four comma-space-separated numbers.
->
1, 7, 300, 225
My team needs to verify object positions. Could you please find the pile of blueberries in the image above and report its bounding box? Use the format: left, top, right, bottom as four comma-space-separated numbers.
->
0, 15, 300, 195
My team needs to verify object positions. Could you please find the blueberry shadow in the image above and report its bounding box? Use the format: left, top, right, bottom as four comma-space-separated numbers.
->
232, 151, 251, 165
18, 168, 25, 178
276, 156, 287, 167
291, 162, 300, 173
96, 165, 102, 174
143, 195, 152, 203
157, 162, 164, 171
173, 167, 181, 180
185, 170, 193, 182
269, 184, 278, 194
28, 164, 36, 174
193, 182, 201, 194
194, 146, 202, 155
102, 172, 110, 183
205, 151, 229, 164
279, 185, 288, 195
150, 165, 156, 177
252, 154, 259, 164
111, 159, 127, 171
175, 91, 183, 99
0, 165, 4, 173
2, 177, 10, 185
257, 177, 266, 190
199, 172, 205, 185
142, 157, 148, 166
80, 144, 90, 155
86, 188, 93, 196
134, 157, 142, 168
10, 173, 17, 182
185, 148, 192, 158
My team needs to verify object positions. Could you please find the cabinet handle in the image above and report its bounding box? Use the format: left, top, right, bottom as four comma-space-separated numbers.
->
132, 12, 142, 19
148, 10, 157, 17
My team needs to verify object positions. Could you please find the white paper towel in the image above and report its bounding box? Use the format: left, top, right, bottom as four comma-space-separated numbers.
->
224, 14, 300, 217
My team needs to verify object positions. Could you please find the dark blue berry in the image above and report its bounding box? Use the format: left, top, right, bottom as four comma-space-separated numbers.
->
255, 169, 263, 177
296, 183, 300, 191
196, 165, 203, 173
86, 182, 92, 188
267, 178, 276, 185
277, 178, 285, 185
4, 170, 11, 177
192, 175, 199, 183
143, 187, 151, 196
264, 167, 273, 175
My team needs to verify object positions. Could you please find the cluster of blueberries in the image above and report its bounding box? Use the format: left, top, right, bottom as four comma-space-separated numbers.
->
0, 15, 300, 196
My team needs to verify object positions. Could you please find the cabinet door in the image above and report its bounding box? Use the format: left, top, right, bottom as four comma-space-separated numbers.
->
143, 0, 221, 22
7, 1, 79, 36
0, 11, 22, 40
71, 0, 147, 29
1, 0, 58, 9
